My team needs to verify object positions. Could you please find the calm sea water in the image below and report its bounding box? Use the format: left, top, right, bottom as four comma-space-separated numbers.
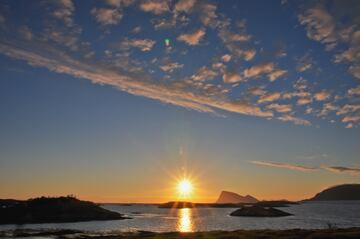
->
1, 201, 360, 232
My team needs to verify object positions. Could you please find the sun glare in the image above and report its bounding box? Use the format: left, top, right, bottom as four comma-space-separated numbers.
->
177, 179, 193, 197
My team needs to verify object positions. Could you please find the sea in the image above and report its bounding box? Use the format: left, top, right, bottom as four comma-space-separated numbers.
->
1, 201, 360, 233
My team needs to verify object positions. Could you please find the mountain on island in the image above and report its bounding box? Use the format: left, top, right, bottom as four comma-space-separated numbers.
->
216, 191, 258, 204
308, 184, 360, 201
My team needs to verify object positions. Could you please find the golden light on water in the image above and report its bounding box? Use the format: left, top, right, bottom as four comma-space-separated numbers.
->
177, 208, 193, 232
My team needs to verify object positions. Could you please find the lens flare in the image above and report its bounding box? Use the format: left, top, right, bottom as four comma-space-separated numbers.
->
177, 179, 193, 197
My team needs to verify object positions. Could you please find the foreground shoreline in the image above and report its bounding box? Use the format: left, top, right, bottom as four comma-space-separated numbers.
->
2, 228, 360, 239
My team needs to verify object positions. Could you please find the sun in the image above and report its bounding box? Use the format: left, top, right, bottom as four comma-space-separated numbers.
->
177, 179, 193, 197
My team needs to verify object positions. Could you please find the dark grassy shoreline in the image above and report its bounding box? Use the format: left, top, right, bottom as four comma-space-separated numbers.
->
2, 228, 360, 239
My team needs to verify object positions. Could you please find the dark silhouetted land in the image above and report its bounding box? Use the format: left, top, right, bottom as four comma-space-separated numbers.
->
0, 196, 129, 224
2, 228, 360, 238
308, 184, 360, 201
230, 205, 293, 217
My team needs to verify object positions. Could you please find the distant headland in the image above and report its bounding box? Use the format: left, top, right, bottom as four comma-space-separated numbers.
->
307, 184, 360, 201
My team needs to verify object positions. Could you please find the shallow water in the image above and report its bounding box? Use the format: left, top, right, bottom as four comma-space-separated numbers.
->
1, 201, 360, 232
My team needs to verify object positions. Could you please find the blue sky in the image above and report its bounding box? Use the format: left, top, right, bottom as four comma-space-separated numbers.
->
0, 0, 359, 202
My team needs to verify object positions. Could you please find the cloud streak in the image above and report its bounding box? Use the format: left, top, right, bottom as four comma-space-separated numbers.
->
324, 166, 360, 176
251, 160, 318, 172
0, 39, 273, 119
251, 160, 360, 177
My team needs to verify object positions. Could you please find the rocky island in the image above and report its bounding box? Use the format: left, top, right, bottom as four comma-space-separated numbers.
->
230, 205, 293, 217
0, 196, 129, 224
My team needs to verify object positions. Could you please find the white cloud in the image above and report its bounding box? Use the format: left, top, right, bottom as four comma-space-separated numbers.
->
248, 86, 266, 96
336, 104, 360, 115
177, 28, 205, 46
278, 114, 311, 126
348, 86, 360, 95
118, 38, 156, 51
318, 103, 338, 116
175, 0, 196, 13
258, 92, 281, 103
345, 123, 353, 129
52, 0, 75, 27
244, 63, 274, 78
242, 49, 256, 61
349, 65, 360, 79
198, 2, 217, 27
217, 19, 255, 61
243, 62, 287, 81
314, 90, 330, 101
222, 71, 242, 84
132, 26, 142, 33
139, 0, 169, 15
296, 53, 313, 72
159, 62, 184, 73
91, 8, 123, 25
268, 69, 287, 82
221, 54, 232, 62
219, 29, 251, 43
342, 113, 360, 123
297, 98, 313, 106
0, 40, 275, 119
105, 0, 135, 7
298, 5, 336, 50
266, 103, 292, 113
191, 66, 217, 81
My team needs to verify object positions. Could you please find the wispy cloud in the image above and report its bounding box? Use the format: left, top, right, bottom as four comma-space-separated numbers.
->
258, 92, 281, 104
159, 62, 184, 73
277, 114, 311, 126
251, 160, 317, 172
297, 153, 329, 160
174, 0, 196, 13
139, 0, 169, 15
314, 90, 331, 101
222, 71, 242, 84
251, 160, 360, 176
177, 28, 206, 46
266, 103, 292, 113
298, 5, 336, 50
91, 8, 123, 25
0, 40, 274, 119
117, 38, 156, 51
190, 66, 217, 82
299, 3, 360, 79
324, 166, 360, 176
243, 63, 287, 81
52, 0, 75, 27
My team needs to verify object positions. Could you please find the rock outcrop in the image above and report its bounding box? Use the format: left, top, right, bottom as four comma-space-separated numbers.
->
230, 205, 292, 217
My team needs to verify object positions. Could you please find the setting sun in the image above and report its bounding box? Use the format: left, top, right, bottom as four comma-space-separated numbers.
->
177, 179, 193, 197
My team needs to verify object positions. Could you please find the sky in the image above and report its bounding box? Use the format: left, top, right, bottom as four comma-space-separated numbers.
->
0, 0, 359, 203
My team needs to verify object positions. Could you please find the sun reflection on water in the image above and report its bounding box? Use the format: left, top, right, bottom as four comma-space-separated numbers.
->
177, 208, 193, 232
